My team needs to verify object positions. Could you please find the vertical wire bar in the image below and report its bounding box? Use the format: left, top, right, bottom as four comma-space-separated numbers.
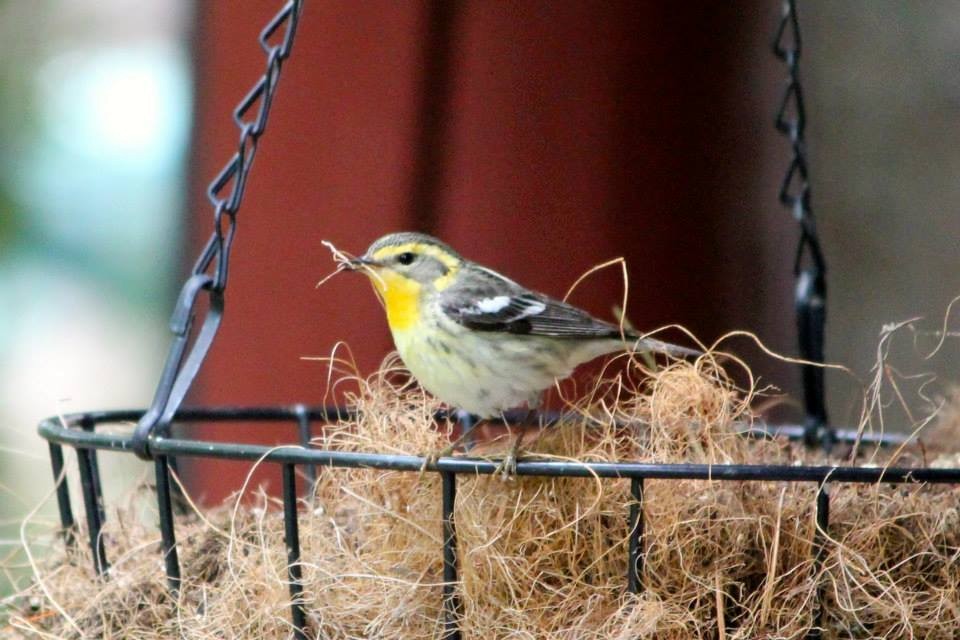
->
441, 471, 462, 640
797, 271, 829, 448
282, 463, 308, 640
79, 418, 107, 525
167, 454, 188, 515
155, 455, 182, 592
48, 442, 76, 547
76, 448, 108, 575
807, 483, 830, 640
627, 477, 645, 594
456, 410, 477, 452
294, 404, 317, 496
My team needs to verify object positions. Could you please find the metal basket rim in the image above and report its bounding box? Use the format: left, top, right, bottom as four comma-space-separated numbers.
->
37, 405, 960, 484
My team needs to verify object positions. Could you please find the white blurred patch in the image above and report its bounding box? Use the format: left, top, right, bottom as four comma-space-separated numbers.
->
476, 296, 511, 313
0, 259, 164, 507
37, 45, 190, 166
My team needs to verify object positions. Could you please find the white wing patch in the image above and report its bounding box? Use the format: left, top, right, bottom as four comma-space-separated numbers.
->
475, 296, 512, 313
516, 298, 546, 316
457, 294, 547, 320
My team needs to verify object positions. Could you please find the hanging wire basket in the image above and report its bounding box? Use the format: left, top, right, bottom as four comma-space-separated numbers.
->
34, 2, 960, 639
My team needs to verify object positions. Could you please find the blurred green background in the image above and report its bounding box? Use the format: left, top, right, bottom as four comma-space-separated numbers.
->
0, 1, 192, 596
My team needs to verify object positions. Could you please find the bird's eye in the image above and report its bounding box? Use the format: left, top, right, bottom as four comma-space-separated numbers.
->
396, 252, 416, 266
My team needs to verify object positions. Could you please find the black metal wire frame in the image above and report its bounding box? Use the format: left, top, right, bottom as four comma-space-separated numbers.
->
39, 407, 960, 640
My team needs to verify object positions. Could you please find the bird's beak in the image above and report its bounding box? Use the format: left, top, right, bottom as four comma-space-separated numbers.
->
347, 256, 379, 271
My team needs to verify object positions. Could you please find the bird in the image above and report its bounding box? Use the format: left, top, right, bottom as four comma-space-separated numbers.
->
343, 231, 698, 460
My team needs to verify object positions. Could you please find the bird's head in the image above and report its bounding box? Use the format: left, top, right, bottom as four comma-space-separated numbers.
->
347, 232, 463, 330
349, 232, 463, 293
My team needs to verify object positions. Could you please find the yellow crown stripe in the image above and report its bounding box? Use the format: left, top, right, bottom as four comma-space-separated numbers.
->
371, 242, 461, 271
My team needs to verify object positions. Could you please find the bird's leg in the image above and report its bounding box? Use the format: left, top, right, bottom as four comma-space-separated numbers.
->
495, 427, 519, 480
494, 410, 527, 479
420, 411, 478, 475
523, 409, 549, 451
436, 413, 478, 457
505, 429, 523, 478
454, 410, 478, 452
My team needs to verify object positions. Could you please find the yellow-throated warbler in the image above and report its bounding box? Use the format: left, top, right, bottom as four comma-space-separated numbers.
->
346, 232, 698, 420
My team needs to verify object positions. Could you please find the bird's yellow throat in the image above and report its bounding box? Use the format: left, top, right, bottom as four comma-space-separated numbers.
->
370, 270, 421, 332
363, 241, 462, 332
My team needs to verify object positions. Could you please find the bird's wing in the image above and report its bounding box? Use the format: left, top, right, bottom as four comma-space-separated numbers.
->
441, 266, 624, 339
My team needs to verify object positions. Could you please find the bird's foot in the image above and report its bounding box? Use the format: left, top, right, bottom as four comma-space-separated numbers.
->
419, 442, 456, 479
493, 452, 517, 480
494, 434, 523, 480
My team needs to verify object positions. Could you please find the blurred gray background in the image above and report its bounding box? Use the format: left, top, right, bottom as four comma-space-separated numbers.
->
804, 1, 960, 424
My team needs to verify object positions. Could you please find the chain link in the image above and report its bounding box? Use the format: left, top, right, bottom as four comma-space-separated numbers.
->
773, 0, 830, 447
133, 0, 305, 459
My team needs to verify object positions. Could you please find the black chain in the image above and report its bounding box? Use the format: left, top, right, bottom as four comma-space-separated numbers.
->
133, 0, 305, 459
773, 0, 830, 448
